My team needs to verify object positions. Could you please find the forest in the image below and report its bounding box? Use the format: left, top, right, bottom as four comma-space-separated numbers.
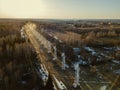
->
0, 21, 54, 90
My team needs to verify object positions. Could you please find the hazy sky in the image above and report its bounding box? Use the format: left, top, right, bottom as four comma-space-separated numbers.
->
0, 0, 120, 19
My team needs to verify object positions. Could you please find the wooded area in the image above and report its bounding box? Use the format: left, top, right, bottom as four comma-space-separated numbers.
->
0, 21, 54, 90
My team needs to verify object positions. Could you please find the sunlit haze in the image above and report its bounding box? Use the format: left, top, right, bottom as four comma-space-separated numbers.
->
0, 0, 120, 19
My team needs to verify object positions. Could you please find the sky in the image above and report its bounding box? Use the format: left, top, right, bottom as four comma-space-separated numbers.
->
0, 0, 120, 19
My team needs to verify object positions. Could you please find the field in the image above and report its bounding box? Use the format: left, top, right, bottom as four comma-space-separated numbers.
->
0, 19, 120, 90
36, 20, 120, 90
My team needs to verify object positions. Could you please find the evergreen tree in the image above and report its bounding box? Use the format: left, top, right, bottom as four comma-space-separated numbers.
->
45, 74, 54, 90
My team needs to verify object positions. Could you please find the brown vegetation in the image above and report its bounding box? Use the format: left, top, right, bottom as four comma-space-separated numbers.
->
0, 21, 54, 90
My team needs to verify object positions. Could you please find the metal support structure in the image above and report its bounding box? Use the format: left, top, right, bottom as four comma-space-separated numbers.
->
73, 63, 80, 88
53, 46, 57, 60
62, 52, 66, 70
47, 41, 51, 53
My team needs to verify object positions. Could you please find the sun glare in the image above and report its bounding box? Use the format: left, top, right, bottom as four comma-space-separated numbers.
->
0, 0, 46, 18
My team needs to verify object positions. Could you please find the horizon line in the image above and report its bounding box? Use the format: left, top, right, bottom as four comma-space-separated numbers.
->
0, 17, 120, 20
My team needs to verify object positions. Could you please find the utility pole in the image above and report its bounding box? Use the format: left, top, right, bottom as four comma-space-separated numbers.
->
61, 52, 66, 70
73, 63, 80, 88
53, 46, 57, 60
48, 41, 51, 53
